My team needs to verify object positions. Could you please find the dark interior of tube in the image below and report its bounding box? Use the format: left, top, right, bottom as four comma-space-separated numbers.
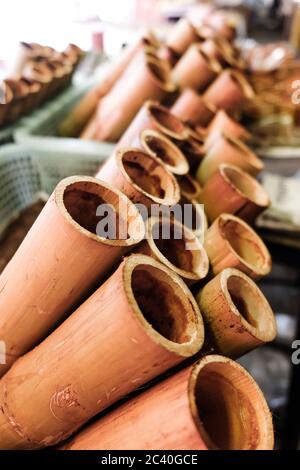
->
63, 181, 128, 239
195, 362, 259, 450
145, 135, 176, 166
150, 104, 186, 135
131, 264, 194, 344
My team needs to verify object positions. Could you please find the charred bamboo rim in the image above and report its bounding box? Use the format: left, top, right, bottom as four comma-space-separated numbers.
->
227, 69, 255, 100
146, 217, 209, 281
220, 164, 270, 208
55, 176, 145, 246
177, 174, 202, 199
117, 148, 180, 205
141, 129, 189, 175
147, 101, 189, 141
124, 254, 204, 355
220, 268, 277, 341
189, 355, 274, 450
214, 213, 271, 276
221, 133, 263, 172
146, 57, 177, 93
193, 44, 222, 74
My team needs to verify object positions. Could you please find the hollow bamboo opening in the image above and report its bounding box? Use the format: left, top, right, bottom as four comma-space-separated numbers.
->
118, 149, 180, 205
221, 164, 269, 208
147, 101, 188, 140
190, 356, 274, 450
147, 217, 209, 281
177, 174, 201, 199
179, 195, 206, 235
222, 133, 263, 172
218, 214, 271, 276
56, 176, 144, 246
146, 58, 176, 93
124, 255, 204, 356
222, 269, 276, 342
141, 130, 188, 175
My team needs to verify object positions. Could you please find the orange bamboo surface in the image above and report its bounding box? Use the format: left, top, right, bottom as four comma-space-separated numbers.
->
198, 164, 270, 223
204, 213, 271, 279
166, 18, 200, 56
0, 254, 204, 449
196, 268, 277, 358
204, 69, 255, 114
0, 176, 144, 377
96, 148, 180, 208
59, 34, 160, 137
117, 101, 189, 149
61, 355, 274, 450
172, 44, 221, 91
81, 56, 176, 142
206, 109, 251, 147
197, 134, 263, 184
171, 88, 216, 126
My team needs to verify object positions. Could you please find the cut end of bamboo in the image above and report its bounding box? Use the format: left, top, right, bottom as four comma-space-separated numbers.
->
55, 175, 145, 246
205, 213, 272, 279
189, 355, 274, 450
146, 57, 177, 94
117, 148, 180, 206
196, 268, 277, 357
146, 101, 189, 141
140, 129, 189, 175
177, 174, 202, 200
141, 217, 209, 284
221, 164, 270, 209
124, 254, 204, 357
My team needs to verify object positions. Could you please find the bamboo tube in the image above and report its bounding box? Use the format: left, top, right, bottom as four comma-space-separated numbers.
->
196, 268, 277, 358
19, 77, 42, 112
186, 3, 214, 28
205, 11, 236, 41
0, 176, 144, 378
172, 44, 222, 92
0, 82, 13, 127
166, 18, 200, 56
197, 133, 263, 184
81, 56, 176, 142
171, 88, 216, 126
61, 355, 274, 450
0, 254, 204, 449
204, 214, 271, 280
59, 35, 159, 137
179, 138, 205, 173
198, 164, 270, 223
117, 101, 189, 149
3, 79, 30, 123
97, 148, 180, 208
22, 61, 53, 102
8, 41, 42, 76
204, 70, 255, 114
206, 110, 251, 148
135, 217, 209, 285
176, 195, 207, 239
177, 174, 202, 200
132, 129, 189, 175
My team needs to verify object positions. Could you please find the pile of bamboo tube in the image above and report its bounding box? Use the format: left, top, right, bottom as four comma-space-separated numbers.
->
0, 5, 277, 450
0, 43, 82, 128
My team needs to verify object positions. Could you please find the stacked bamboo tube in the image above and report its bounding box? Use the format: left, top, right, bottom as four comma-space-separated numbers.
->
0, 6, 278, 451
0, 42, 82, 128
